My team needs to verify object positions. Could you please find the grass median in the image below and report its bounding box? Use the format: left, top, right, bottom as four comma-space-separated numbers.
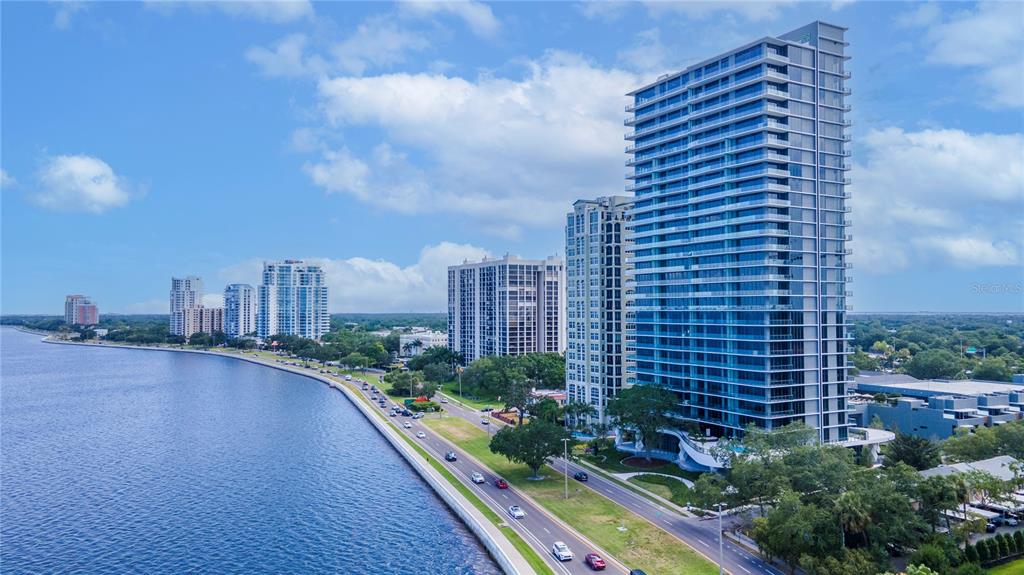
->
424, 417, 718, 575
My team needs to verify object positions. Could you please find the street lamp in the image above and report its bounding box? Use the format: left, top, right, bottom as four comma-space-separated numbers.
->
561, 438, 571, 500
717, 502, 724, 575
457, 366, 464, 403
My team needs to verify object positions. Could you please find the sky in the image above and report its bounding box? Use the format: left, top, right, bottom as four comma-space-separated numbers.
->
1, 0, 1022, 315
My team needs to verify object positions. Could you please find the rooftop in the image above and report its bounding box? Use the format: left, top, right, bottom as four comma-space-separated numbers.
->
920, 455, 1021, 482
853, 372, 1024, 398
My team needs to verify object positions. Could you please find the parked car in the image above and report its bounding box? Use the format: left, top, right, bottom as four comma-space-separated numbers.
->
1005, 516, 1019, 526
495, 478, 509, 489
445, 451, 457, 462
551, 542, 573, 562
415, 431, 426, 439
985, 522, 997, 533
507, 505, 525, 519
585, 553, 606, 570
574, 471, 589, 482
471, 472, 485, 484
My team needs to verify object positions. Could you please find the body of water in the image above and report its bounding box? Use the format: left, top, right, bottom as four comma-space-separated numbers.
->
0, 328, 500, 574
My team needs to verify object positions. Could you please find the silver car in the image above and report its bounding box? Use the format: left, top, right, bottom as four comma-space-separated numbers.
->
551, 541, 573, 561
471, 472, 485, 484
508, 505, 525, 519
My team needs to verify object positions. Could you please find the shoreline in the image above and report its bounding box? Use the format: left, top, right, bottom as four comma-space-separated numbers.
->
35, 334, 531, 575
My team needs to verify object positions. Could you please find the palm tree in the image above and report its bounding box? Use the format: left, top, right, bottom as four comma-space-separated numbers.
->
834, 491, 870, 548
562, 401, 597, 431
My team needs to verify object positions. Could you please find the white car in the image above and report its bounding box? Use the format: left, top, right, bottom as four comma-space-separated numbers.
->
403, 422, 412, 429
551, 542, 573, 562
416, 431, 426, 439
440, 397, 448, 403
507, 505, 526, 519
471, 472, 485, 484
1005, 517, 1019, 526
480, 419, 489, 425
344, 375, 352, 381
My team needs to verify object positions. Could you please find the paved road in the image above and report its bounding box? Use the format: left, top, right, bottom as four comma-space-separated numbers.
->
437, 392, 785, 575
354, 381, 626, 575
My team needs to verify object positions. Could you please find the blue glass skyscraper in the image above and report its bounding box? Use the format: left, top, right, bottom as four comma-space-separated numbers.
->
625, 21, 853, 453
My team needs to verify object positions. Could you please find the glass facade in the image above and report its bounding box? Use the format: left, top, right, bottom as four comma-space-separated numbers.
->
257, 261, 329, 340
625, 22, 852, 443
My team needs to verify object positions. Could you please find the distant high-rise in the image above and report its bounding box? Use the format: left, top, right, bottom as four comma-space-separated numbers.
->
565, 197, 633, 425
64, 295, 99, 326
624, 21, 853, 453
181, 306, 224, 337
169, 277, 203, 336
224, 284, 257, 338
447, 255, 565, 364
257, 260, 329, 340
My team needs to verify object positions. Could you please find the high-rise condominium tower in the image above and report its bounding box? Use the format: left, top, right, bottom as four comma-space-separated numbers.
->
447, 255, 565, 364
257, 260, 329, 340
64, 295, 99, 326
625, 21, 852, 448
169, 276, 203, 336
565, 197, 633, 425
224, 284, 257, 338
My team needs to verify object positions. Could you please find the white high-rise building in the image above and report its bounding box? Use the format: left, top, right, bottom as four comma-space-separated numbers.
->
224, 284, 257, 338
257, 260, 329, 340
447, 255, 565, 364
170, 276, 203, 336
565, 196, 633, 425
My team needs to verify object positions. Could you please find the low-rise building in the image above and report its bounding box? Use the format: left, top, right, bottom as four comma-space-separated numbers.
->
399, 330, 447, 357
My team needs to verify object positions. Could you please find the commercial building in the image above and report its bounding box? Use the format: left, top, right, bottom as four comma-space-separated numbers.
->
399, 330, 448, 357
224, 284, 257, 338
169, 276, 203, 337
64, 295, 99, 325
447, 255, 565, 363
257, 260, 330, 340
623, 22, 856, 465
181, 306, 224, 338
849, 372, 1024, 440
565, 196, 634, 426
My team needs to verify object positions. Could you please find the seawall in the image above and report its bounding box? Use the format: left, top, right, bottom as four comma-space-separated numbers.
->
38, 337, 532, 575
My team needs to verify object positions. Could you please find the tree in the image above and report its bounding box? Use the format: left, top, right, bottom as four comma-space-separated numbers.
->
905, 349, 959, 379
972, 357, 1012, 382
562, 400, 597, 430
517, 353, 565, 390
530, 397, 562, 424
884, 433, 942, 471
963, 543, 979, 564
488, 419, 569, 479
689, 472, 732, 510
188, 331, 213, 347
341, 352, 371, 371
605, 384, 677, 462
384, 370, 421, 397
422, 362, 449, 383
909, 543, 951, 574
917, 475, 958, 532
869, 414, 885, 429
753, 490, 836, 575
800, 549, 878, 575
834, 490, 871, 548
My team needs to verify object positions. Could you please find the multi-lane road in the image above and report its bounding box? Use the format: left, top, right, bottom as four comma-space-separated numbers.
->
353, 379, 627, 575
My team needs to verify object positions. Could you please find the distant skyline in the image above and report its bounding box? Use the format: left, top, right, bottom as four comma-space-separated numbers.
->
2, 1, 1022, 314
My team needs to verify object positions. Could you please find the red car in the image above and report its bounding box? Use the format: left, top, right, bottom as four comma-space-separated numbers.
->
494, 478, 509, 489
585, 553, 606, 570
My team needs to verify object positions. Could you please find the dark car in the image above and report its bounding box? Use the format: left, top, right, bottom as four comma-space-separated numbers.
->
985, 522, 997, 533
495, 478, 509, 489
574, 471, 589, 482
445, 451, 458, 462
401, 410, 413, 417
628, 570, 647, 575
585, 553, 606, 570
481, 406, 493, 412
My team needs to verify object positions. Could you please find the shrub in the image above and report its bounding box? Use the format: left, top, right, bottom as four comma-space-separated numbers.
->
963, 543, 979, 564
976, 540, 990, 563
1014, 530, 1024, 553
409, 400, 440, 412
997, 534, 1010, 558
909, 544, 950, 574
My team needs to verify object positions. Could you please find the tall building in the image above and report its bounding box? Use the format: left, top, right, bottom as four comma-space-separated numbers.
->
447, 255, 565, 364
565, 197, 634, 425
224, 284, 257, 338
169, 276, 203, 336
624, 21, 853, 452
181, 306, 224, 337
64, 295, 99, 325
257, 260, 329, 340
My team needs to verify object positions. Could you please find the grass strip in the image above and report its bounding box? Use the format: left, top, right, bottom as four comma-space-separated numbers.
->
425, 418, 718, 575
628, 474, 693, 508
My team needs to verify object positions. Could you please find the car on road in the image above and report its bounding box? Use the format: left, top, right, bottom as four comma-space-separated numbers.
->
494, 478, 509, 489
403, 422, 412, 429
480, 419, 489, 425
470, 472, 485, 484
585, 553, 606, 570
344, 375, 352, 381
628, 570, 647, 575
445, 452, 458, 462
412, 413, 424, 419
401, 410, 413, 417
361, 384, 368, 390
573, 471, 589, 482
507, 505, 525, 519
481, 406, 493, 412
551, 542, 573, 562
415, 431, 426, 439
440, 398, 448, 403
389, 412, 397, 417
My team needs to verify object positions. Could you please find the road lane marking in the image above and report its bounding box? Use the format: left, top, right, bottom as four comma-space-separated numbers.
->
740, 566, 751, 574
700, 539, 711, 548
543, 527, 551, 534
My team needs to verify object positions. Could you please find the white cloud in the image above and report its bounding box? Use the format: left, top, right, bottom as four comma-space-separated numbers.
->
0, 169, 16, 188
907, 2, 1024, 108
577, 2, 630, 22
245, 34, 327, 78
53, 1, 87, 30
146, 0, 313, 23
307, 52, 639, 236
202, 293, 225, 308
332, 17, 430, 75
850, 127, 1023, 271
401, 1, 500, 38
617, 28, 670, 73
33, 154, 136, 214
218, 242, 490, 312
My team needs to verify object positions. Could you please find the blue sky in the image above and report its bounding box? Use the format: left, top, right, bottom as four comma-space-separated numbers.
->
2, 1, 1022, 314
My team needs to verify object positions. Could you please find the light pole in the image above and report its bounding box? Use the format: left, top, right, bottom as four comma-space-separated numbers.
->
561, 438, 571, 500
457, 366, 464, 403
717, 502, 724, 575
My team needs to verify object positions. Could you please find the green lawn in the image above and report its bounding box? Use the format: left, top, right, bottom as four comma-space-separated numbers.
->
627, 474, 693, 508
424, 418, 718, 575
582, 447, 703, 482
989, 559, 1024, 575
439, 381, 501, 411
